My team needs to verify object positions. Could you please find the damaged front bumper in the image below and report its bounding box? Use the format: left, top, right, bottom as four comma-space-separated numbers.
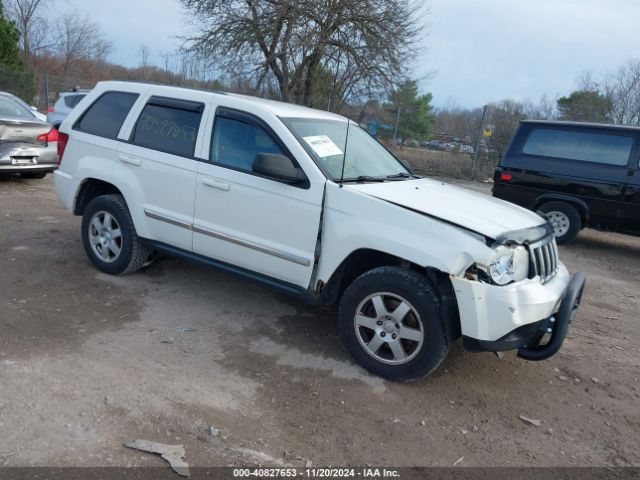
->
517, 272, 586, 361
452, 263, 586, 360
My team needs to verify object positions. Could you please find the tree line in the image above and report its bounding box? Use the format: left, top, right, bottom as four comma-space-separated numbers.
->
0, 0, 435, 141
2, 0, 639, 145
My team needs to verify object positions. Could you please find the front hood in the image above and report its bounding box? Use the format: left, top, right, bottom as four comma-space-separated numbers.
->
348, 178, 546, 240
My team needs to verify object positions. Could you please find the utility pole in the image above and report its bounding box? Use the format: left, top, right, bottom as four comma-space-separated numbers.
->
393, 106, 401, 144
44, 72, 49, 113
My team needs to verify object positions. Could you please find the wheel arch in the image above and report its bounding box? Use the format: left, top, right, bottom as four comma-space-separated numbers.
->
319, 249, 461, 343
534, 194, 590, 225
73, 178, 123, 215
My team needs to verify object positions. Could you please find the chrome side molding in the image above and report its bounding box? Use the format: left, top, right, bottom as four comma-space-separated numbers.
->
144, 209, 311, 267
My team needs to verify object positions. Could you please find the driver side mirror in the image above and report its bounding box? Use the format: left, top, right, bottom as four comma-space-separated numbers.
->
253, 153, 306, 185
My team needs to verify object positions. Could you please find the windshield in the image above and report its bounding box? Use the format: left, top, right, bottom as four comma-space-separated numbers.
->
0, 96, 35, 120
282, 117, 410, 181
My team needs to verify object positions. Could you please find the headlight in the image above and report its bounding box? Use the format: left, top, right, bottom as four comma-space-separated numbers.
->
488, 245, 529, 285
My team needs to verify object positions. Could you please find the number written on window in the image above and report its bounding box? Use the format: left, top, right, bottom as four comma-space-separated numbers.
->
132, 102, 203, 157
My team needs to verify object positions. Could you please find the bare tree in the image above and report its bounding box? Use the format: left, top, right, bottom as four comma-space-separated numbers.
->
55, 13, 112, 79
180, 0, 426, 110
139, 44, 151, 79
524, 94, 557, 120
603, 59, 640, 126
7, 0, 53, 65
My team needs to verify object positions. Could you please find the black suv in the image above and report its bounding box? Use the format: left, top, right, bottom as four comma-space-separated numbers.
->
493, 120, 640, 244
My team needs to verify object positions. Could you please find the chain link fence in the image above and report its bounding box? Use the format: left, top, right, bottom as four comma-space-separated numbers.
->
38, 73, 95, 111
468, 105, 521, 181
0, 65, 36, 104
0, 65, 94, 112
380, 104, 524, 182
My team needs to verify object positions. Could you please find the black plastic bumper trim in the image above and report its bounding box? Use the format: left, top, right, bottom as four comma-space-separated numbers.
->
463, 319, 546, 353
517, 272, 586, 361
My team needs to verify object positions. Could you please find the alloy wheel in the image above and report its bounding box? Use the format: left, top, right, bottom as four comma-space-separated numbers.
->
88, 210, 123, 263
354, 292, 425, 365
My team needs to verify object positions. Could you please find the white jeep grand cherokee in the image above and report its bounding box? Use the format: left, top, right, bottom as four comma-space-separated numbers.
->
54, 81, 586, 381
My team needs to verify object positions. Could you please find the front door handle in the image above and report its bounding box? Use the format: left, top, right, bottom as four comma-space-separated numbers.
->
202, 178, 231, 191
119, 154, 142, 167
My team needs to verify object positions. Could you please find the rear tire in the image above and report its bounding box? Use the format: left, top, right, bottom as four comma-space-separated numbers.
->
81, 194, 150, 275
21, 172, 47, 179
539, 201, 582, 245
338, 267, 449, 382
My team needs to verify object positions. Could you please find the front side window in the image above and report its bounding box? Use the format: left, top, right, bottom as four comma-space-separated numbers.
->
0, 96, 35, 119
75, 92, 139, 139
281, 117, 409, 181
131, 98, 204, 157
211, 116, 285, 173
523, 128, 634, 166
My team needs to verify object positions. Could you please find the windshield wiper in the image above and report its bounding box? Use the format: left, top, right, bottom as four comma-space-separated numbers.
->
386, 172, 421, 179
342, 175, 387, 183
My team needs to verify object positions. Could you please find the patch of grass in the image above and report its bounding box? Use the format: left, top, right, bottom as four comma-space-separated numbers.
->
390, 147, 474, 179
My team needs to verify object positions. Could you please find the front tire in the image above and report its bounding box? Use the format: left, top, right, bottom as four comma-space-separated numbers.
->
338, 267, 449, 382
81, 194, 150, 275
539, 201, 582, 245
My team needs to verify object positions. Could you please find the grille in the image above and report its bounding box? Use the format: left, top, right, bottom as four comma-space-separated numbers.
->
529, 236, 559, 283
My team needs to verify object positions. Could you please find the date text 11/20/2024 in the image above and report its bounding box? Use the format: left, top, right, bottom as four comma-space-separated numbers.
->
232, 468, 401, 478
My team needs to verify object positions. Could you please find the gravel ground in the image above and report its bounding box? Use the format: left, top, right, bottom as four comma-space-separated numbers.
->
0, 175, 639, 469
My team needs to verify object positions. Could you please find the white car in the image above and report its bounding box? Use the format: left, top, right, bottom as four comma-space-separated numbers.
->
54, 81, 586, 381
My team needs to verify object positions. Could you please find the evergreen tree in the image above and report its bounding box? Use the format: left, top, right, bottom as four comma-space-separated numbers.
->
0, 0, 23, 69
386, 80, 434, 141
557, 90, 611, 123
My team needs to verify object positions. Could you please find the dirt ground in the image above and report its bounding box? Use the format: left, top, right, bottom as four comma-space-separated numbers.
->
0, 175, 639, 469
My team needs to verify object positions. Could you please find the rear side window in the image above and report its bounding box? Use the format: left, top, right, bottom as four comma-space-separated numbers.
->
131, 97, 204, 157
523, 128, 634, 166
75, 92, 139, 139
63, 94, 85, 109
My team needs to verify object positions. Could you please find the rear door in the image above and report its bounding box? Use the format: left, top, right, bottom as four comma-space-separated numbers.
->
118, 92, 211, 251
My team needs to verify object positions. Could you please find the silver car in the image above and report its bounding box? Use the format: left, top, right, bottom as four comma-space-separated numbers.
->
0, 91, 58, 179
47, 91, 89, 129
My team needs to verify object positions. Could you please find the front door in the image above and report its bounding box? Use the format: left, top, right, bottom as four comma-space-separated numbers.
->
193, 107, 324, 288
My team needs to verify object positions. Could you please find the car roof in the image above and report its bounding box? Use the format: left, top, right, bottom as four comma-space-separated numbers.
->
94, 81, 347, 122
522, 119, 640, 133
0, 91, 20, 100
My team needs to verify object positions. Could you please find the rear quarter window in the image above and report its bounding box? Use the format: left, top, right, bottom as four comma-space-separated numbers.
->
130, 98, 204, 157
63, 94, 85, 109
74, 92, 139, 139
522, 128, 634, 166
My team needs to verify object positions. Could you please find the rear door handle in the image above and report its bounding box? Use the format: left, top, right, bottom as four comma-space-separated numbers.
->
119, 154, 142, 167
202, 178, 231, 192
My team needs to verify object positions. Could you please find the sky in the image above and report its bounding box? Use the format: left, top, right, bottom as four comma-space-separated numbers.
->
60, 0, 640, 109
